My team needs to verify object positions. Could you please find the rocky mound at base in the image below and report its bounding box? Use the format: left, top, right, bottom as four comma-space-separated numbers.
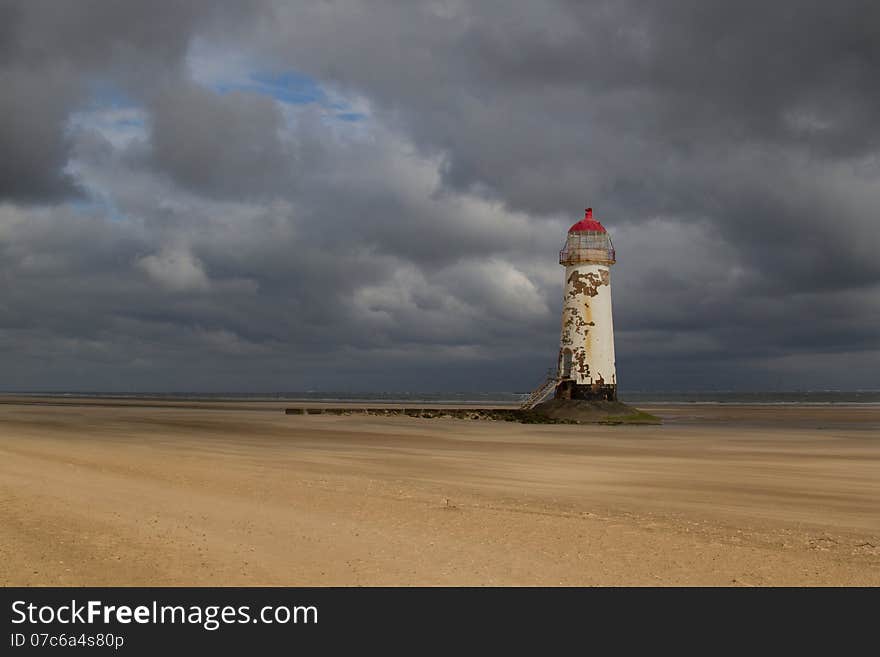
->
530, 399, 661, 424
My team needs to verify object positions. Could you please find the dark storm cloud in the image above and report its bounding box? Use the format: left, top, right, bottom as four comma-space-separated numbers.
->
0, 68, 80, 200
1, 0, 879, 392
0, 0, 264, 203
147, 80, 293, 198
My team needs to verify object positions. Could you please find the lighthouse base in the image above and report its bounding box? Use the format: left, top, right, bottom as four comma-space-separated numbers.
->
554, 380, 617, 402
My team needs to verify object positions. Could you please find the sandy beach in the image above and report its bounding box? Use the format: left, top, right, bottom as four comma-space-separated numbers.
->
0, 398, 877, 586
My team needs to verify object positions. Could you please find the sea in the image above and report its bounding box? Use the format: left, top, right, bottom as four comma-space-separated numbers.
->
7, 390, 880, 406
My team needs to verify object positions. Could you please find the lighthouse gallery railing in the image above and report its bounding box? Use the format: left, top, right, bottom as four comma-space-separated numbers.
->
558, 233, 616, 266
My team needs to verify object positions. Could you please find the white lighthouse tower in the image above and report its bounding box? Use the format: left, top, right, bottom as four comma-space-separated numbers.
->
555, 208, 618, 401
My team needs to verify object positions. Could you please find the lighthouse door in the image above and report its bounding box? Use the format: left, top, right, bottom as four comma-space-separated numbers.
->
561, 349, 573, 379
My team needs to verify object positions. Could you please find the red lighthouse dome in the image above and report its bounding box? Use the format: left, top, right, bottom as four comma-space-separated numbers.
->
568, 208, 607, 233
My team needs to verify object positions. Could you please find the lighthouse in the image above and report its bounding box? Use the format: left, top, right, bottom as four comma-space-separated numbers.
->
556, 208, 618, 401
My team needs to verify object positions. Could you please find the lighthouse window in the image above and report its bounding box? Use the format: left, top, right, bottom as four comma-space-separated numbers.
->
561, 349, 573, 378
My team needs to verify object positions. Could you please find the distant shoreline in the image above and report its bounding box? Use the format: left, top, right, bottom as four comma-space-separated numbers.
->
1, 391, 879, 407
2, 395, 880, 406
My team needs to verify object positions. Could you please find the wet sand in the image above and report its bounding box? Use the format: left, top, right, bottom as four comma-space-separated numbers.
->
0, 398, 877, 586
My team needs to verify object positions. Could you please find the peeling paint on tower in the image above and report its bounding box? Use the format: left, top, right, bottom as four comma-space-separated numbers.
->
566, 269, 609, 299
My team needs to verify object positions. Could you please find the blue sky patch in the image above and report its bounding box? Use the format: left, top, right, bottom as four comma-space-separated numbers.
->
216, 70, 327, 106
336, 112, 367, 122
85, 79, 136, 110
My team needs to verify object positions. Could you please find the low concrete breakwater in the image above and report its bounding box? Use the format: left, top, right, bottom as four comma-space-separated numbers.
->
285, 407, 526, 421
283, 406, 660, 424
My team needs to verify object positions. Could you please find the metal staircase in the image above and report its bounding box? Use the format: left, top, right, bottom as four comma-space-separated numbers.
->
520, 369, 559, 410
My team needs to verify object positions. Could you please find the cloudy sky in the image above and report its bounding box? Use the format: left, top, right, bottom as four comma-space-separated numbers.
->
1, 1, 879, 393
